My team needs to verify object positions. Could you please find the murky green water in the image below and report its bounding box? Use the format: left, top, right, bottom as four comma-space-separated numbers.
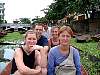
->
0, 40, 23, 72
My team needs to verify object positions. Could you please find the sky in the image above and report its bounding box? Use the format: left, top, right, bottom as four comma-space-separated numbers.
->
0, 0, 53, 23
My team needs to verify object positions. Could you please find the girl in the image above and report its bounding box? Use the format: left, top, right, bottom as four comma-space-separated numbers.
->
48, 25, 81, 75
11, 30, 43, 75
48, 26, 59, 48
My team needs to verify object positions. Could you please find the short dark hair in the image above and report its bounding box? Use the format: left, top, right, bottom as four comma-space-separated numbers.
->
51, 26, 60, 32
32, 23, 43, 29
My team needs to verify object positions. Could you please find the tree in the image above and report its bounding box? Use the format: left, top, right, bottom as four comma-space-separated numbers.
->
44, 0, 100, 20
4, 20, 7, 23
0, 19, 3, 24
0, 16, 4, 24
45, 1, 67, 21
32, 16, 48, 24
13, 20, 19, 24
0, 19, 7, 24
20, 18, 31, 24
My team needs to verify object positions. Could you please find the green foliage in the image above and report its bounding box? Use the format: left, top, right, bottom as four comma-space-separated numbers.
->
32, 17, 48, 24
13, 20, 19, 24
71, 38, 100, 75
45, 0, 67, 20
0, 19, 7, 24
20, 18, 31, 24
0, 19, 4, 24
71, 38, 100, 58
44, 0, 100, 21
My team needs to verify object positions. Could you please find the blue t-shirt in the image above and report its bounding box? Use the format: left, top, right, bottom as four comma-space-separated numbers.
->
36, 35, 48, 46
48, 46, 81, 75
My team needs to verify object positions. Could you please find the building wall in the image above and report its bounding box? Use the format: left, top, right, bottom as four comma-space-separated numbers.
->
89, 19, 100, 34
72, 20, 89, 33
72, 18, 100, 35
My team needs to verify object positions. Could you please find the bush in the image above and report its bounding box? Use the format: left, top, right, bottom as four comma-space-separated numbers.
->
71, 38, 100, 75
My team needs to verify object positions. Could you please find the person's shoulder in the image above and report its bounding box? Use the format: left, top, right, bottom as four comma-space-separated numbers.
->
14, 47, 23, 55
15, 47, 21, 52
40, 35, 48, 42
70, 45, 78, 50
41, 35, 47, 39
70, 46, 80, 54
14, 47, 23, 57
49, 46, 59, 53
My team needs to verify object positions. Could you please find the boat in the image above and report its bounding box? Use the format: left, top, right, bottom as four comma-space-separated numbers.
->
0, 61, 12, 75
0, 61, 88, 75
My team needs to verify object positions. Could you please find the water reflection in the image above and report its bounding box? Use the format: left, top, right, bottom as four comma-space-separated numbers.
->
0, 40, 23, 72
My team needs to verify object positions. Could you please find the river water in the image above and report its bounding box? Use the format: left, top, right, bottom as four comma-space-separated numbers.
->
0, 40, 23, 72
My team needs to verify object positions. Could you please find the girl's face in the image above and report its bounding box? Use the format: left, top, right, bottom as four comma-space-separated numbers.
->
51, 28, 59, 38
25, 33, 37, 47
59, 30, 71, 46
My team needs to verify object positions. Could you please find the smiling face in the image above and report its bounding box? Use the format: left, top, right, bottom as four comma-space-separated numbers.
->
58, 26, 73, 46
59, 30, 71, 46
51, 27, 59, 38
25, 30, 37, 48
34, 24, 43, 38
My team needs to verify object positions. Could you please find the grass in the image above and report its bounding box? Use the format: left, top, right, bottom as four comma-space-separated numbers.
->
0, 32, 23, 42
71, 38, 100, 58
71, 38, 100, 75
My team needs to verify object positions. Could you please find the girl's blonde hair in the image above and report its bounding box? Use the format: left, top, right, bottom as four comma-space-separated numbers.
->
24, 30, 36, 39
58, 25, 73, 37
